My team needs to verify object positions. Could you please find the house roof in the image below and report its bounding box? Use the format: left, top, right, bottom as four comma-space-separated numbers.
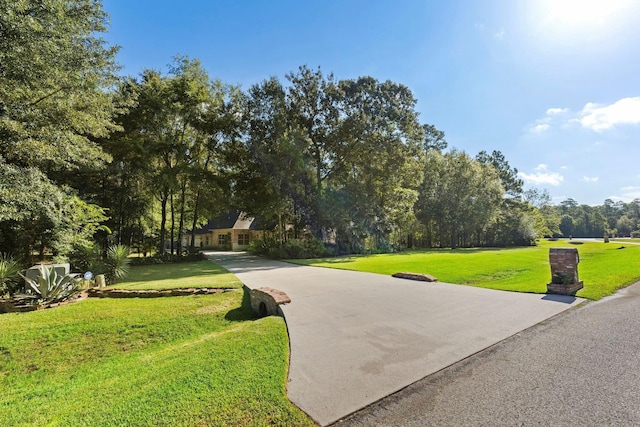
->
233, 212, 254, 230
188, 211, 258, 235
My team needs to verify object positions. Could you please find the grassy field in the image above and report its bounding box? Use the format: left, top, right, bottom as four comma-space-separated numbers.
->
112, 261, 243, 290
290, 240, 640, 300
610, 238, 640, 244
0, 262, 314, 426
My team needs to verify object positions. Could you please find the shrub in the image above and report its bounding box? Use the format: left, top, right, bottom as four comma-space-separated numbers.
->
551, 272, 573, 285
69, 243, 104, 274
247, 236, 277, 257
104, 245, 131, 284
249, 237, 329, 259
267, 246, 288, 259
129, 252, 206, 266
301, 238, 327, 258
0, 254, 22, 297
18, 265, 81, 304
283, 239, 305, 258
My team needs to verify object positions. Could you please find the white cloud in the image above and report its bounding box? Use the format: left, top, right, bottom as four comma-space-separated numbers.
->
610, 186, 640, 202
528, 97, 640, 135
493, 29, 505, 40
518, 164, 564, 186
582, 176, 599, 183
580, 97, 640, 131
528, 107, 570, 133
530, 123, 550, 133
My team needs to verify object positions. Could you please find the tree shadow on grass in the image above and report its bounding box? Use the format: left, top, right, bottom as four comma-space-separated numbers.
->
224, 287, 258, 321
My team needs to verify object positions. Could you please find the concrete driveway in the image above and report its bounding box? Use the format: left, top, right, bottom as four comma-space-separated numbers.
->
207, 252, 583, 426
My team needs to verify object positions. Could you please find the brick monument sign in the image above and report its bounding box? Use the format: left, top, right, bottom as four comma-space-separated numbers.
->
547, 247, 583, 295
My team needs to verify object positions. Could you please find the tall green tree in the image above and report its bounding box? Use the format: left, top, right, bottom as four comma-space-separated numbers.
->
234, 77, 314, 242
476, 150, 523, 198
286, 66, 340, 200
329, 76, 424, 250
524, 188, 561, 237
0, 0, 119, 259
476, 150, 546, 245
109, 57, 239, 253
557, 199, 606, 237
416, 150, 503, 249
600, 198, 623, 233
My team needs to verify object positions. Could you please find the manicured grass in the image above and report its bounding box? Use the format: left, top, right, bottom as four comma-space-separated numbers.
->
290, 240, 640, 300
0, 266, 314, 426
610, 238, 640, 244
112, 261, 243, 290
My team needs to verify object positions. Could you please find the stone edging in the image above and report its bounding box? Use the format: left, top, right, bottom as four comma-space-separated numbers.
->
87, 288, 235, 298
1, 288, 235, 314
0, 291, 90, 313
392, 272, 438, 282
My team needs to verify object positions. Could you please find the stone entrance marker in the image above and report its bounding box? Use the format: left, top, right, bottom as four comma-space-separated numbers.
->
547, 247, 583, 295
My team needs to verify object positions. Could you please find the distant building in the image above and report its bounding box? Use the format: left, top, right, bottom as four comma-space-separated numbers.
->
184, 211, 262, 251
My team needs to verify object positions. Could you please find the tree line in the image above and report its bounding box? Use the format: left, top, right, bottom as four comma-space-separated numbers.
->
1, 1, 638, 263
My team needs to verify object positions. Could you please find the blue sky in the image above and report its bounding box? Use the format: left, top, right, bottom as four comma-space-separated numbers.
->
102, 0, 640, 205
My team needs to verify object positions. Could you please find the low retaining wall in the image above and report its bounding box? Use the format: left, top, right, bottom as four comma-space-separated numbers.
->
87, 288, 232, 298
249, 287, 291, 317
0, 291, 89, 314
1, 288, 234, 314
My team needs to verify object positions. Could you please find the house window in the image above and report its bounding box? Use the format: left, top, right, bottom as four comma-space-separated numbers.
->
238, 233, 250, 246
218, 234, 227, 245
205, 236, 210, 246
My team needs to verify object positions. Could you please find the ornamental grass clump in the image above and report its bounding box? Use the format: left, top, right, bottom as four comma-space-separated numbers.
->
104, 244, 131, 284
0, 253, 22, 298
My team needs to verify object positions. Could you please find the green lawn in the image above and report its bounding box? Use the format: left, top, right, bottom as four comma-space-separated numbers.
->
112, 261, 243, 290
0, 263, 314, 426
290, 240, 640, 300
610, 238, 640, 244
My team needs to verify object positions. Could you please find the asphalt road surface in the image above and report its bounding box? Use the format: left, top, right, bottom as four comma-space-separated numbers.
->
335, 281, 640, 426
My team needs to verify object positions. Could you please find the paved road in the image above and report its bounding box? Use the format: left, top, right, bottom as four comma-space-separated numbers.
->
338, 281, 640, 426
208, 252, 583, 426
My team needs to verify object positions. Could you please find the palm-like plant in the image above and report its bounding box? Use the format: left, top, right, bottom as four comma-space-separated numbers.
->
104, 245, 131, 284
0, 254, 22, 297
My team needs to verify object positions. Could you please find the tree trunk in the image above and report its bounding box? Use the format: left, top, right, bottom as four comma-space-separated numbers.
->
170, 190, 175, 255
314, 144, 322, 196
191, 152, 211, 249
450, 225, 457, 249
190, 187, 201, 249
117, 188, 125, 245
159, 193, 168, 254
176, 178, 187, 255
